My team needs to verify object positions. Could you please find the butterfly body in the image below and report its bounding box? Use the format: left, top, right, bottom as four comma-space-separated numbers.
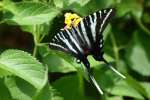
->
50, 8, 114, 59
49, 8, 125, 94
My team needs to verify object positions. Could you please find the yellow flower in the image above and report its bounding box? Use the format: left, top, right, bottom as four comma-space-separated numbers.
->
64, 12, 82, 29
74, 18, 82, 26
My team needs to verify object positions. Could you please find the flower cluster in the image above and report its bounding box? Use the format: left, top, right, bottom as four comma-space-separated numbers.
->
64, 13, 82, 29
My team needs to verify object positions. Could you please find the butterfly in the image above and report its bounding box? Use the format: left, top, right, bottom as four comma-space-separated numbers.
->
49, 8, 126, 94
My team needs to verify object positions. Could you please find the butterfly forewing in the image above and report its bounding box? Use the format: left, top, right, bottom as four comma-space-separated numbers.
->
83, 8, 115, 46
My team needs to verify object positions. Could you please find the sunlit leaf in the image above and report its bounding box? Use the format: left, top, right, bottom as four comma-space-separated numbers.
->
125, 74, 148, 99
109, 80, 143, 99
0, 68, 12, 78
44, 52, 77, 73
21, 23, 50, 36
126, 32, 150, 76
106, 96, 123, 100
141, 82, 150, 99
0, 49, 47, 89
54, 0, 90, 9
3, 1, 60, 25
38, 46, 77, 73
53, 0, 64, 8
129, 44, 150, 76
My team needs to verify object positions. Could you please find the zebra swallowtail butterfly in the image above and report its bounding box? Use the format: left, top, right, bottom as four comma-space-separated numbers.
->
49, 8, 126, 94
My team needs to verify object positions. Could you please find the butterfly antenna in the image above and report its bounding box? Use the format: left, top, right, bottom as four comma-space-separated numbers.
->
103, 59, 126, 79
86, 69, 104, 95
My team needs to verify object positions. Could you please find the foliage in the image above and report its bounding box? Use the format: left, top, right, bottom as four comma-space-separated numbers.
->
0, 0, 150, 100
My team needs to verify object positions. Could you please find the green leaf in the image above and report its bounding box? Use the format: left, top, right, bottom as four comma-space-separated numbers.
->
54, 0, 90, 9
94, 0, 115, 8
75, 0, 90, 6
93, 66, 116, 90
141, 82, 150, 99
52, 75, 94, 100
0, 68, 12, 78
108, 80, 143, 99
138, 32, 150, 61
103, 24, 112, 40
143, 12, 150, 23
129, 44, 150, 76
116, 0, 143, 18
39, 46, 76, 73
49, 86, 64, 100
4, 77, 36, 100
93, 66, 145, 99
43, 52, 77, 73
65, 0, 90, 6
20, 23, 50, 39
125, 74, 149, 99
44, 51, 74, 73
20, 25, 35, 34
106, 96, 123, 100
4, 77, 63, 100
3, 1, 60, 25
126, 32, 150, 76
87, 53, 114, 69
53, 75, 80, 100
0, 78, 12, 100
53, 0, 64, 8
36, 84, 63, 100
66, 0, 115, 16
0, 49, 47, 89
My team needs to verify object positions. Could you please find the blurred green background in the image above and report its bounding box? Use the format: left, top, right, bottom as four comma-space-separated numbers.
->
0, 0, 150, 100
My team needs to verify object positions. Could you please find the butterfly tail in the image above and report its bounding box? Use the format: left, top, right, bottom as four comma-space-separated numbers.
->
83, 59, 104, 95
87, 70, 104, 95
103, 59, 126, 79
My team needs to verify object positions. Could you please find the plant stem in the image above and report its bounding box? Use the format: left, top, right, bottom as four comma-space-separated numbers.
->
110, 33, 119, 67
78, 71, 84, 94
32, 25, 39, 57
33, 45, 37, 57
133, 15, 150, 35
76, 66, 84, 96
39, 34, 46, 42
33, 32, 38, 57
36, 43, 49, 46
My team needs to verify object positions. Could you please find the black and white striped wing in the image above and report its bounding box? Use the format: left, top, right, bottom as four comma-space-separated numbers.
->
49, 8, 115, 57
78, 8, 115, 49
49, 29, 84, 57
